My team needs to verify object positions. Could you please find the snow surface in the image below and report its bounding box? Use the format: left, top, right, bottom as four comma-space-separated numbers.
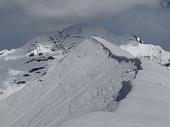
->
0, 24, 170, 127
61, 59, 170, 127
121, 43, 170, 67
92, 36, 133, 58
0, 37, 140, 127
0, 24, 140, 100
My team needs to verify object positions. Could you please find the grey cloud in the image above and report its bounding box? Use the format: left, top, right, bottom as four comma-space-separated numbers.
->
1, 0, 160, 25
0, 0, 170, 50
14, 0, 160, 21
108, 4, 170, 50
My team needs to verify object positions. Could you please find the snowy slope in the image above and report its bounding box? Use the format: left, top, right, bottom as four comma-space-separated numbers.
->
0, 24, 170, 127
0, 37, 141, 127
121, 42, 170, 68
0, 38, 64, 99
0, 24, 141, 100
61, 59, 170, 127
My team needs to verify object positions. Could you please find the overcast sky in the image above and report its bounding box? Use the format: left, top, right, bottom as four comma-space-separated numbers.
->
0, 0, 170, 50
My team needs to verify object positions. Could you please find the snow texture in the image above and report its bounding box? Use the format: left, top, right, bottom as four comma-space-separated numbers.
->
0, 24, 170, 127
61, 59, 170, 127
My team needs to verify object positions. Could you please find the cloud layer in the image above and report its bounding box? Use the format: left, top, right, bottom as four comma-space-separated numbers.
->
8, 0, 160, 24
0, 0, 170, 50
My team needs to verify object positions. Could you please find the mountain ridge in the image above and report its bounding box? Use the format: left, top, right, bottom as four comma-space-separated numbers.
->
0, 24, 170, 127
0, 36, 140, 127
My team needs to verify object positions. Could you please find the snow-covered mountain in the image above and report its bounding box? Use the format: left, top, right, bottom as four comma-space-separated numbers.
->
0, 24, 170, 127
0, 24, 140, 100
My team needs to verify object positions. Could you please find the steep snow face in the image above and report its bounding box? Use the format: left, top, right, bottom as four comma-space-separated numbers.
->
0, 38, 141, 127
121, 43, 170, 68
60, 59, 170, 127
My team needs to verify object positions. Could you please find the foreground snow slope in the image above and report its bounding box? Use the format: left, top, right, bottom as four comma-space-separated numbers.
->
0, 38, 140, 127
0, 24, 170, 127
61, 59, 170, 127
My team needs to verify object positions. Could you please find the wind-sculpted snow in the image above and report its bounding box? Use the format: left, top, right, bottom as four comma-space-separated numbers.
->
0, 38, 141, 127
60, 60, 170, 127
0, 24, 141, 100
0, 24, 170, 127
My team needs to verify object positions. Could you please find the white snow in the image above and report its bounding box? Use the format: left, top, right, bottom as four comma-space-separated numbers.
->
0, 37, 138, 127
0, 24, 138, 100
121, 43, 170, 65
60, 59, 170, 127
92, 36, 133, 58
8, 69, 24, 76
0, 24, 170, 127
